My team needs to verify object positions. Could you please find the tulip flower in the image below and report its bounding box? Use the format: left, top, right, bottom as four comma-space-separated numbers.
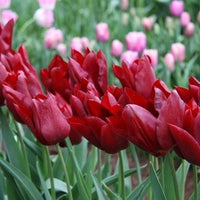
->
113, 56, 156, 99
170, 42, 185, 62
180, 12, 190, 27
142, 16, 154, 31
164, 52, 175, 71
143, 49, 158, 68
95, 22, 110, 42
37, 0, 56, 10
125, 31, 146, 53
184, 22, 195, 38
0, 9, 18, 25
0, 0, 10, 9
120, 50, 138, 65
111, 39, 123, 57
169, 0, 184, 17
120, 0, 129, 10
34, 8, 54, 28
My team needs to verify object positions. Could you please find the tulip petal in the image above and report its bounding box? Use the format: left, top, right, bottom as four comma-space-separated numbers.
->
169, 124, 200, 166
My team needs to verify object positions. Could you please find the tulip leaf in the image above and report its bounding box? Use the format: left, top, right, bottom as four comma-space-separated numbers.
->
126, 176, 151, 200
0, 109, 27, 174
150, 162, 167, 200
90, 172, 107, 200
36, 161, 51, 200
0, 169, 5, 200
0, 159, 43, 200
102, 182, 120, 200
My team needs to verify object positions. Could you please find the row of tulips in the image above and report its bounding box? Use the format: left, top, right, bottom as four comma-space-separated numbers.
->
1, 20, 200, 168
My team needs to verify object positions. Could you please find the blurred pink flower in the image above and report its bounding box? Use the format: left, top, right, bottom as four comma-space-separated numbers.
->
44, 27, 63, 49
34, 8, 54, 28
0, 0, 10, 9
169, 0, 184, 17
120, 0, 129, 10
121, 50, 138, 65
111, 39, 123, 57
164, 53, 175, 71
197, 11, 200, 24
37, 0, 56, 10
70, 37, 83, 52
184, 22, 195, 38
142, 16, 154, 31
125, 31, 146, 54
171, 42, 185, 62
56, 43, 67, 56
180, 12, 190, 27
81, 37, 89, 51
95, 22, 110, 42
143, 49, 158, 68
0, 9, 18, 24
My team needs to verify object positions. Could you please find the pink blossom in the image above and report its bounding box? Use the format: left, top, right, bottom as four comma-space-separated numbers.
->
197, 11, 200, 24
120, 0, 129, 10
180, 12, 190, 27
171, 42, 185, 62
164, 53, 175, 71
169, 0, 184, 17
44, 27, 63, 49
34, 8, 54, 28
37, 0, 56, 10
95, 22, 110, 42
121, 50, 138, 65
125, 31, 146, 53
70, 37, 83, 52
111, 39, 123, 57
0, 9, 18, 24
81, 37, 89, 51
0, 0, 10, 9
184, 22, 195, 38
142, 16, 154, 31
56, 43, 67, 56
143, 49, 158, 67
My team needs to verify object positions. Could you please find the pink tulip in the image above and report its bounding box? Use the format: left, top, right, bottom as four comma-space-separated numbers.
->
70, 37, 83, 52
169, 0, 184, 17
171, 42, 185, 62
180, 12, 190, 27
0, 9, 18, 25
111, 39, 123, 57
120, 50, 138, 65
37, 0, 56, 10
184, 22, 195, 38
0, 0, 10, 9
34, 8, 54, 28
142, 16, 154, 31
197, 11, 200, 24
81, 37, 89, 51
56, 43, 67, 56
125, 31, 146, 53
120, 0, 129, 10
143, 49, 158, 68
44, 27, 63, 49
95, 22, 110, 42
164, 53, 175, 71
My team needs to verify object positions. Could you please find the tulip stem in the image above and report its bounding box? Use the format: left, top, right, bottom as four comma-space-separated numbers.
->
192, 165, 198, 200
167, 153, 180, 200
119, 151, 126, 200
45, 147, 56, 200
56, 144, 73, 200
97, 149, 102, 183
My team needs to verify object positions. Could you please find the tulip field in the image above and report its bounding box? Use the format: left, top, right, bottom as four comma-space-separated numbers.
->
1, 0, 200, 199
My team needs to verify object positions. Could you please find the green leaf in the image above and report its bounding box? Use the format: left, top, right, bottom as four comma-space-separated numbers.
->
36, 161, 51, 200
150, 162, 167, 200
0, 159, 43, 200
91, 173, 107, 200
127, 176, 151, 200
102, 182, 120, 200
0, 170, 5, 200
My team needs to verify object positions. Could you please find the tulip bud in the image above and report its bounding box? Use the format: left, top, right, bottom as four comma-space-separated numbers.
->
120, 0, 129, 10
120, 50, 138, 65
171, 42, 185, 62
143, 49, 158, 68
164, 53, 175, 71
169, 0, 184, 17
0, 0, 10, 9
0, 9, 18, 25
142, 16, 154, 31
95, 22, 110, 42
56, 43, 67, 57
180, 12, 190, 27
37, 0, 56, 10
184, 22, 195, 38
197, 11, 200, 24
111, 39, 123, 57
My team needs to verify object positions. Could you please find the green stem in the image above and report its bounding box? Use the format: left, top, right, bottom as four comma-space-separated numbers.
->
192, 165, 198, 200
56, 144, 73, 200
15, 121, 31, 179
44, 147, 56, 200
97, 149, 102, 183
18, 17, 35, 34
167, 153, 180, 200
180, 160, 186, 200
130, 144, 142, 184
119, 151, 126, 200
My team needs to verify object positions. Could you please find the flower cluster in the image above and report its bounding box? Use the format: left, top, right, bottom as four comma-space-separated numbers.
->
1, 20, 200, 166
